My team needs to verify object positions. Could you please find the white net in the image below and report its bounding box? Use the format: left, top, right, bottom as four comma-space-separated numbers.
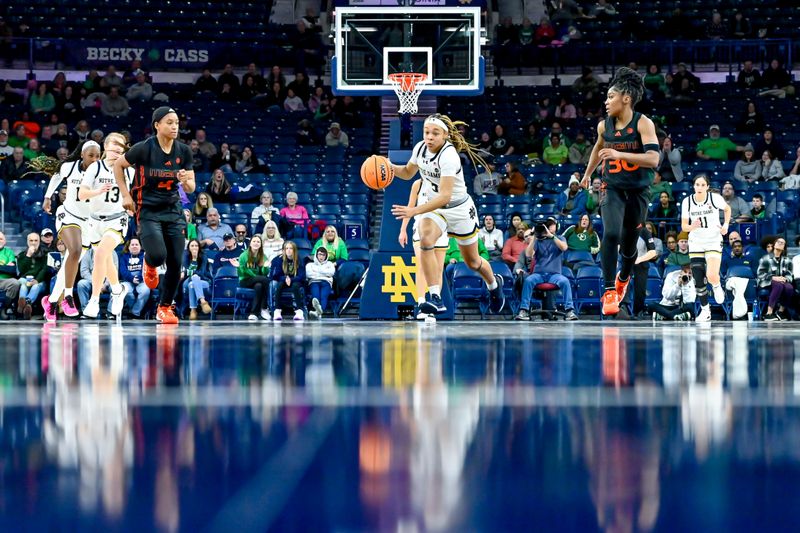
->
388, 73, 428, 114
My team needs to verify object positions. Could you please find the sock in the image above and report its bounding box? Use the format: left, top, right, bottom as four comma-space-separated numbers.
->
417, 296, 426, 305
618, 275, 629, 283
696, 287, 709, 306
487, 279, 498, 291
429, 285, 441, 298
64, 288, 73, 297
89, 296, 99, 304
111, 283, 122, 294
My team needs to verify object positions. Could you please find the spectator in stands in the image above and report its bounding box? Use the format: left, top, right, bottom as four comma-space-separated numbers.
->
721, 238, 751, 275
0, 231, 19, 316
210, 142, 235, 172
189, 139, 209, 173
656, 136, 683, 182
556, 174, 587, 215
213, 233, 241, 273
198, 209, 234, 250
117, 237, 149, 318
251, 190, 280, 228
0, 129, 11, 161
759, 149, 785, 182
479, 215, 504, 261
696, 125, 743, 161
754, 129, 786, 161
126, 70, 152, 102
30, 83, 55, 114
649, 171, 672, 202
705, 11, 725, 40
535, 16, 556, 45
306, 246, 335, 320
568, 131, 591, 165
239, 76, 263, 101
545, 121, 570, 148
9, 124, 29, 148
296, 118, 318, 146
102, 65, 122, 89
520, 123, 542, 159
497, 162, 527, 196
283, 88, 306, 112
205, 169, 233, 204
90, 129, 104, 144
729, 10, 752, 38
44, 123, 69, 156
649, 191, 678, 226
671, 63, 700, 92
758, 236, 794, 320
490, 123, 514, 156
76, 246, 117, 317
14, 232, 46, 319
543, 133, 569, 165
195, 68, 218, 93
734, 143, 761, 184
69, 120, 90, 150
264, 82, 285, 111
514, 218, 578, 321
266, 65, 286, 89
280, 191, 310, 237
737, 60, 761, 90
650, 262, 695, 321
517, 18, 535, 67
721, 181, 752, 222
473, 161, 501, 195
40, 228, 56, 253
554, 95, 577, 123
193, 192, 213, 222
180, 239, 211, 319
502, 222, 529, 268
494, 17, 518, 69
325, 122, 350, 148
237, 234, 271, 321
99, 86, 129, 117
645, 221, 664, 255
308, 86, 327, 114
562, 214, 600, 254
242, 63, 266, 92
235, 145, 267, 174
313, 225, 348, 262
55, 85, 81, 123
183, 209, 197, 242
1, 147, 28, 181
218, 64, 240, 93
23, 137, 42, 161
121, 59, 142, 85
291, 20, 324, 75
270, 240, 306, 321
663, 231, 677, 256
234, 224, 249, 251
671, 77, 696, 105
506, 213, 524, 239
533, 96, 554, 125
665, 231, 690, 266
750, 193, 770, 221
287, 71, 311, 103
736, 101, 764, 134
585, 177, 603, 215
261, 220, 284, 263
783, 147, 800, 189
194, 129, 217, 160
759, 59, 795, 98
643, 65, 668, 100
55, 147, 68, 161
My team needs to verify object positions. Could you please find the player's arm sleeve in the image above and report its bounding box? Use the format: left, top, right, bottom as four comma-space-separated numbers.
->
44, 171, 64, 199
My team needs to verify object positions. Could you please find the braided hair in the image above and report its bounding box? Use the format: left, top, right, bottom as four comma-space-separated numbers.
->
425, 113, 490, 172
23, 140, 97, 179
608, 66, 644, 106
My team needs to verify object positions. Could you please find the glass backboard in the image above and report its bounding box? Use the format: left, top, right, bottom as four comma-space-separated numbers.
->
333, 6, 484, 95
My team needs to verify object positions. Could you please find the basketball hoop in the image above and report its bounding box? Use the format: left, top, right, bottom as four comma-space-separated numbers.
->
388, 72, 428, 114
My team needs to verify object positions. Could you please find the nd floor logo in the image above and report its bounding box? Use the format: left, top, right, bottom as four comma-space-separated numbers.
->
381, 256, 419, 303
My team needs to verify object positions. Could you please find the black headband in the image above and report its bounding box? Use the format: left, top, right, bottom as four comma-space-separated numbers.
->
152, 106, 176, 125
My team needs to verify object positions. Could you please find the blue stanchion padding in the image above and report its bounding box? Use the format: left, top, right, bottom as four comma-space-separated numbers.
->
358, 251, 454, 320
378, 150, 413, 252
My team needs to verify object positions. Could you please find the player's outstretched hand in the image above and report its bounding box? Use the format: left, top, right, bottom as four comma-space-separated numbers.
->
398, 231, 408, 248
42, 198, 52, 215
391, 205, 415, 220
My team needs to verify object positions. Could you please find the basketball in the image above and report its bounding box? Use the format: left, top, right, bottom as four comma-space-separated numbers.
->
360, 155, 394, 190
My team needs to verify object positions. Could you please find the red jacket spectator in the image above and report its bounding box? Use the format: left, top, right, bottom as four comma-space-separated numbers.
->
502, 224, 529, 267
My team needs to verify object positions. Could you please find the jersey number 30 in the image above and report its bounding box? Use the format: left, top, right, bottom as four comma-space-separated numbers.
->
607, 160, 640, 173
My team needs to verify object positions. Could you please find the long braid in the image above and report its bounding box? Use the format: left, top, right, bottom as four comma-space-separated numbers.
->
22, 140, 91, 179
428, 113, 490, 171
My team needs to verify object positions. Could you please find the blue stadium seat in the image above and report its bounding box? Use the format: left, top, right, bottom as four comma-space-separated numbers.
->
452, 263, 487, 317
574, 266, 603, 315
210, 266, 239, 319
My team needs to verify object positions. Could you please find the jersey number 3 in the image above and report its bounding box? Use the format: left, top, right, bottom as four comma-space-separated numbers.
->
607, 160, 640, 173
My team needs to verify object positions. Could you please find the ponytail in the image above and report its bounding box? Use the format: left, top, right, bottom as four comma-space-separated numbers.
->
425, 113, 490, 172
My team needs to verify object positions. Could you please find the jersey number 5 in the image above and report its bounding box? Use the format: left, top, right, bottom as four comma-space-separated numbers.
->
607, 160, 640, 173
157, 180, 175, 191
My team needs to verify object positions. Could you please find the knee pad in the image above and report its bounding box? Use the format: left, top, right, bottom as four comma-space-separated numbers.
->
691, 257, 707, 286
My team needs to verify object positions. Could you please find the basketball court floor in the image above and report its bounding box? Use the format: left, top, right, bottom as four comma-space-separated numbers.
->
1, 319, 799, 531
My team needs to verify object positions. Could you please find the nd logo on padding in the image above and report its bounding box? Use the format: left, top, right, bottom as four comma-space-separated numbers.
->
381, 256, 419, 303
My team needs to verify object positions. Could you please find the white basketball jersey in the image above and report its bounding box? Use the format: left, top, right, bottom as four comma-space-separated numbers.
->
47, 160, 91, 218
681, 192, 725, 241
82, 160, 134, 216
409, 140, 468, 205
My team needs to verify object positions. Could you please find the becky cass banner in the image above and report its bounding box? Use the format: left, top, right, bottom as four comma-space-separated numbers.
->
66, 41, 219, 68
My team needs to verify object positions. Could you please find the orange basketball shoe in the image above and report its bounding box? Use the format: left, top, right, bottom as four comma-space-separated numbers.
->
601, 289, 621, 316
615, 274, 630, 302
143, 261, 160, 289
156, 305, 179, 324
